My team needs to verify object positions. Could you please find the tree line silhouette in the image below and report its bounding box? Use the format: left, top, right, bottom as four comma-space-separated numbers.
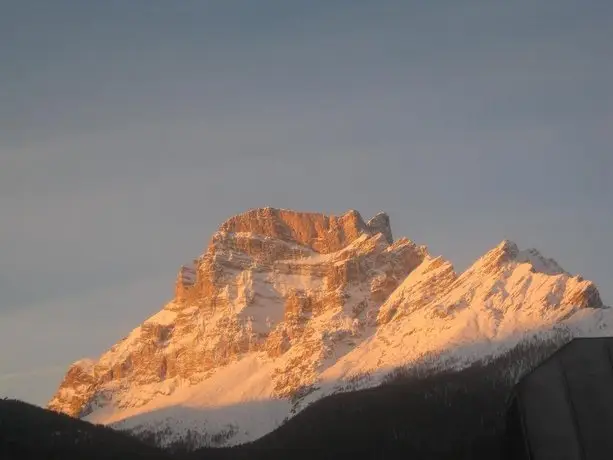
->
1, 330, 570, 460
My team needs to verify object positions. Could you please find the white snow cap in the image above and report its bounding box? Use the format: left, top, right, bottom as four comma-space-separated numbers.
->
479, 240, 567, 276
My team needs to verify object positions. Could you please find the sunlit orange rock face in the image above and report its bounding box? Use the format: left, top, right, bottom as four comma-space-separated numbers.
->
218, 207, 392, 253
49, 208, 422, 417
48, 207, 604, 450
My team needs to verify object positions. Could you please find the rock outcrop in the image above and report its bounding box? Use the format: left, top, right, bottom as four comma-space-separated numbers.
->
48, 207, 607, 448
49, 208, 415, 417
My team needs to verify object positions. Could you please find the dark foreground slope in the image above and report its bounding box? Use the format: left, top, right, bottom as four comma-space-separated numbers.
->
189, 334, 569, 460
0, 398, 170, 460
0, 333, 569, 460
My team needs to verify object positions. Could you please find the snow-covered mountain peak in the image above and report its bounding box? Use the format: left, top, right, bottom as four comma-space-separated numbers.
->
495, 239, 519, 252
470, 240, 567, 277
483, 238, 519, 261
48, 208, 608, 448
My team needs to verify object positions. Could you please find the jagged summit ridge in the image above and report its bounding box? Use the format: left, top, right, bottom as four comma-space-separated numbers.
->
48, 208, 607, 448
50, 208, 418, 418
217, 207, 393, 253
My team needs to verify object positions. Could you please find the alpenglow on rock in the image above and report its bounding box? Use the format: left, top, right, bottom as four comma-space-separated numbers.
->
48, 207, 608, 448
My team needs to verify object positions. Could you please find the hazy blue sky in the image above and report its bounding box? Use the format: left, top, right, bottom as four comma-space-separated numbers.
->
1, 0, 612, 406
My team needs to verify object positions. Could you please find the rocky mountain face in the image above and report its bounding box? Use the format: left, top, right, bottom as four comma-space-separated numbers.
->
48, 208, 608, 448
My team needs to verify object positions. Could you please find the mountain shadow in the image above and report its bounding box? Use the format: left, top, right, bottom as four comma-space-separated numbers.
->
186, 331, 570, 460
0, 398, 171, 460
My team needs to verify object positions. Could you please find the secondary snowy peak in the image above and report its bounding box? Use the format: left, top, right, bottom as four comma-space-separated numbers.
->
48, 210, 607, 448
316, 242, 605, 387
467, 240, 563, 276
450, 239, 602, 312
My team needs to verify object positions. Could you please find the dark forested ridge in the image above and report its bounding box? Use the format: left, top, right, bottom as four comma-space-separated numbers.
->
0, 332, 569, 460
0, 398, 170, 460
